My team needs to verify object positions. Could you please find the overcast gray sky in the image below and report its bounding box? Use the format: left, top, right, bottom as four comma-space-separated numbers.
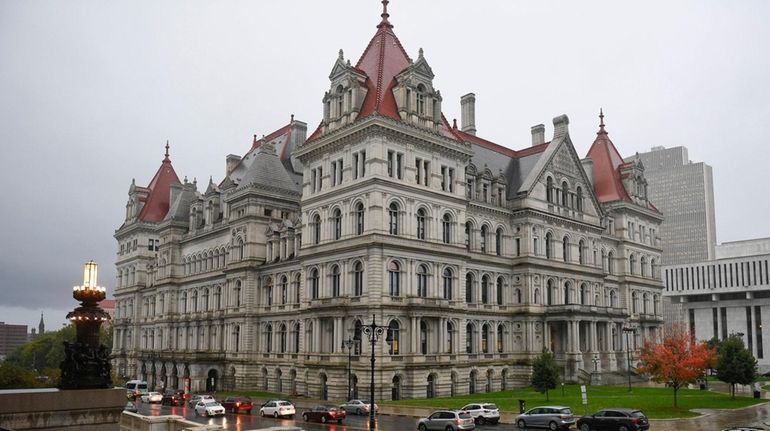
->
1, 0, 769, 330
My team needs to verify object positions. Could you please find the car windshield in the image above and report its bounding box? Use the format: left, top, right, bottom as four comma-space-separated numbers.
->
458, 412, 472, 419
204, 402, 217, 407
483, 404, 498, 410
560, 408, 573, 415
279, 402, 292, 406
631, 411, 646, 418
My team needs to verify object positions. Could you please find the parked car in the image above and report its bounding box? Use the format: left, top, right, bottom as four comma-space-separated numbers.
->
461, 403, 500, 425
140, 391, 163, 404
301, 405, 346, 423
194, 401, 226, 417
124, 401, 138, 413
161, 390, 186, 406
576, 408, 649, 431
340, 399, 378, 415
188, 394, 215, 407
222, 396, 254, 414
259, 399, 295, 418
417, 410, 475, 431
516, 406, 575, 430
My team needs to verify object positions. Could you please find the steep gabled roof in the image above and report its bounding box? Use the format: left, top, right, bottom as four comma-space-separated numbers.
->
227, 121, 294, 184
137, 143, 182, 222
354, 4, 412, 120
585, 111, 632, 203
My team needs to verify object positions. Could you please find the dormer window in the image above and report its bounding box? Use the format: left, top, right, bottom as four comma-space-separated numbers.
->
336, 85, 344, 117
416, 84, 426, 115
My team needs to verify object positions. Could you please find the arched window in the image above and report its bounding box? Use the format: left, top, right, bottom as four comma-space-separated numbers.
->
629, 254, 636, 275
312, 214, 321, 244
545, 232, 553, 259
355, 202, 365, 235
442, 267, 453, 300
640, 256, 648, 277
580, 283, 588, 305
650, 258, 658, 278
416, 84, 426, 115
309, 268, 319, 299
610, 289, 617, 308
653, 295, 660, 315
233, 281, 241, 307
465, 222, 472, 251
497, 325, 504, 353
331, 265, 341, 297
480, 225, 488, 253
466, 323, 475, 353
279, 324, 287, 353
214, 286, 221, 310
332, 208, 342, 240
180, 291, 187, 313
465, 273, 474, 303
481, 275, 489, 304
280, 276, 288, 304
416, 208, 426, 240
233, 325, 240, 352
353, 320, 363, 355
496, 277, 504, 305
607, 251, 615, 274
515, 288, 522, 304
265, 278, 273, 306
293, 274, 301, 304
446, 321, 454, 353
561, 181, 569, 206
416, 265, 428, 297
442, 213, 452, 244
293, 323, 300, 353
578, 240, 586, 264
576, 186, 583, 211
353, 261, 364, 296
387, 320, 400, 355
632, 291, 639, 313
420, 321, 428, 354
643, 293, 650, 314
265, 324, 273, 353
562, 236, 569, 262
388, 203, 399, 235
563, 282, 571, 304
495, 228, 503, 256
481, 324, 490, 353
534, 288, 541, 304
547, 279, 554, 305
388, 261, 400, 296
546, 176, 554, 203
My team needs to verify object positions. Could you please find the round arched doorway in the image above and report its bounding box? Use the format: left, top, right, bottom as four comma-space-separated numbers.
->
206, 369, 218, 392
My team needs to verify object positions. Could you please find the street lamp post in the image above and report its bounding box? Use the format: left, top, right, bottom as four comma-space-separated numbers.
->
362, 314, 386, 430
622, 326, 636, 392
342, 337, 359, 401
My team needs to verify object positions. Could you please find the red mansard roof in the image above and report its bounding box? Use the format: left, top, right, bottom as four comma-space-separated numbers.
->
585, 112, 632, 203
452, 127, 550, 159
137, 144, 181, 222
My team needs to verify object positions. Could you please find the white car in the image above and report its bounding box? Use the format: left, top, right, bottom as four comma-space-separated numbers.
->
195, 401, 225, 417
461, 402, 500, 425
140, 391, 163, 404
339, 399, 378, 415
259, 400, 296, 418
188, 394, 215, 407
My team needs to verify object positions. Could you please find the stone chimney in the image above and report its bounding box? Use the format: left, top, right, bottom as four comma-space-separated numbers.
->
581, 157, 594, 186
531, 124, 545, 146
226, 154, 240, 176
460, 93, 476, 135
552, 114, 570, 140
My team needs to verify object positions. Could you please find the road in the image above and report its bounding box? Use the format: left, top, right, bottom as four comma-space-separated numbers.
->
136, 402, 510, 431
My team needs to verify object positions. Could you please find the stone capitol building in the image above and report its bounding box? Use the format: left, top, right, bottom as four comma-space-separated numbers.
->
112, 3, 665, 400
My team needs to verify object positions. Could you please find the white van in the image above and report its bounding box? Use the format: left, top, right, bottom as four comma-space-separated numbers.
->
125, 380, 148, 400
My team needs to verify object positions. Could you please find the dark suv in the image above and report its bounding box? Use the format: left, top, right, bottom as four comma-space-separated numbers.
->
161, 390, 186, 406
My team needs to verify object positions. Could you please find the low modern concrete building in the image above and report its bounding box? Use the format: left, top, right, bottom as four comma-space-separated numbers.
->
663, 238, 770, 372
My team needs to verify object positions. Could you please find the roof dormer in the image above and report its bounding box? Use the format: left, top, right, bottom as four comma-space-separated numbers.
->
322, 50, 368, 133
393, 48, 443, 130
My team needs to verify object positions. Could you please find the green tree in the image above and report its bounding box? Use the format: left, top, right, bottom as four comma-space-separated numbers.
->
716, 334, 757, 398
0, 362, 42, 389
531, 351, 560, 401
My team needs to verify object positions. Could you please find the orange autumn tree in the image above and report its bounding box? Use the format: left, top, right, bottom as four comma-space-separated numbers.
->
637, 324, 716, 407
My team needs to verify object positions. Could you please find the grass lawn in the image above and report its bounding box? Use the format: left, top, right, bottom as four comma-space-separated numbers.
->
382, 384, 765, 419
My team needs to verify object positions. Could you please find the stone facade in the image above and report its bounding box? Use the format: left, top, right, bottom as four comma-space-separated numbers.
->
111, 6, 664, 400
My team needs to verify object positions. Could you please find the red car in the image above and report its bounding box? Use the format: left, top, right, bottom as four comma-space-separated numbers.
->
221, 396, 253, 414
302, 405, 346, 423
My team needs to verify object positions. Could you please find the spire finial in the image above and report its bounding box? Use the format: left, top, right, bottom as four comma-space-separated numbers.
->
164, 140, 170, 160
290, 114, 295, 123
597, 108, 607, 135
378, 0, 393, 29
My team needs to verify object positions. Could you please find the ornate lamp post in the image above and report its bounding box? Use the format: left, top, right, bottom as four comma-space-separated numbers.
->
60, 261, 112, 389
622, 326, 636, 392
361, 314, 386, 430
342, 337, 359, 401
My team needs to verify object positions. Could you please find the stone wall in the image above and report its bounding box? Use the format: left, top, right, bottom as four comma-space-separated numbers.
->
0, 388, 124, 431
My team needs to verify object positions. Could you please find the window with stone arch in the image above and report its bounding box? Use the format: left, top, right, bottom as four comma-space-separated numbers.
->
563, 281, 571, 304
388, 202, 399, 235
419, 320, 428, 354
416, 207, 427, 240
578, 240, 586, 264
576, 186, 583, 211
632, 291, 639, 313
480, 225, 488, 253
280, 275, 288, 304
481, 324, 490, 353
265, 323, 273, 353
265, 277, 273, 306
629, 254, 636, 275
561, 181, 569, 206
416, 83, 426, 115
233, 280, 242, 307
534, 288, 540, 304
309, 268, 319, 299
446, 321, 454, 353
650, 258, 657, 278
388, 261, 401, 296
562, 235, 570, 262
312, 214, 321, 244
465, 273, 474, 303
442, 267, 453, 300
607, 251, 615, 274
546, 176, 554, 203
353, 261, 364, 296
387, 320, 400, 355
332, 208, 342, 240
465, 221, 472, 251
293, 273, 301, 304
610, 289, 618, 308
546, 279, 554, 305
279, 324, 287, 353
643, 293, 650, 314
497, 324, 504, 353
495, 227, 503, 256
416, 264, 428, 297
481, 275, 490, 304
354, 202, 365, 235
545, 232, 553, 259
640, 256, 648, 277
496, 277, 504, 305
331, 265, 341, 297
466, 322, 475, 353
442, 213, 452, 244
580, 283, 588, 305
